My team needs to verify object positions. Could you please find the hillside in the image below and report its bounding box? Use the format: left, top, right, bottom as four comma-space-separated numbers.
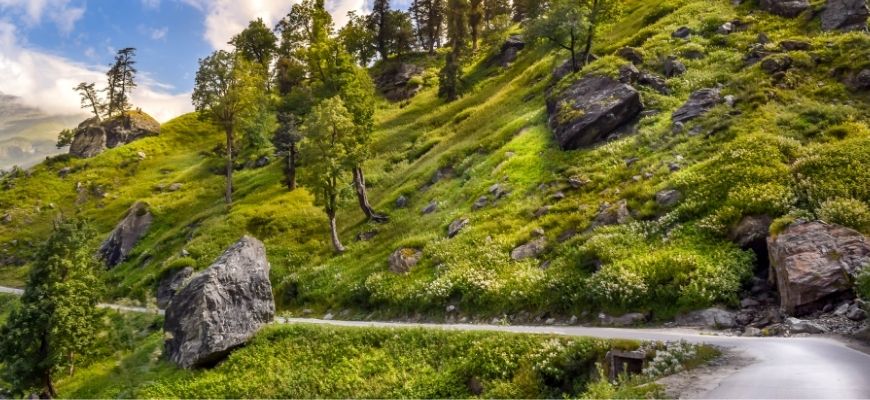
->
1, 0, 869, 327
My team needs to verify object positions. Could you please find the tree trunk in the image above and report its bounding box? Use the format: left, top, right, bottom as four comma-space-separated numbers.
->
39, 333, 56, 399
286, 143, 297, 191
353, 167, 388, 223
225, 126, 234, 206
570, 29, 579, 73
327, 208, 345, 253
582, 0, 599, 65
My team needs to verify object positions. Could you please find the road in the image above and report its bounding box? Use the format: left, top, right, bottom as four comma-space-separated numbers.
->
2, 286, 869, 398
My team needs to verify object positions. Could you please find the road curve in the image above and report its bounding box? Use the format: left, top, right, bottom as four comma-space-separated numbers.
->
2, 286, 868, 398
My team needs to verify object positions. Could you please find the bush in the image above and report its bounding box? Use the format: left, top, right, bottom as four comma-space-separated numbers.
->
816, 198, 870, 233
856, 268, 870, 302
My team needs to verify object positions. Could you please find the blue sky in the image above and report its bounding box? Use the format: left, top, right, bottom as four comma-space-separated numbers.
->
0, 0, 412, 121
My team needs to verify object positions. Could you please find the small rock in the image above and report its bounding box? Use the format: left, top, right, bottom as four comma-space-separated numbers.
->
254, 156, 270, 168
846, 304, 867, 321
619, 63, 641, 84
356, 230, 378, 241
533, 206, 550, 218
323, 313, 334, 320
569, 315, 579, 325
663, 56, 687, 78
757, 32, 771, 44
489, 183, 509, 199
568, 177, 589, 188
676, 308, 737, 328
655, 189, 683, 208
724, 95, 737, 108
779, 40, 811, 51
421, 201, 438, 215
531, 227, 546, 237
1, 213, 11, 224
550, 191, 566, 201
136, 151, 147, 160
472, 196, 489, 210
834, 302, 852, 316
617, 47, 644, 64
741, 298, 761, 308
672, 26, 692, 39
168, 183, 183, 192
511, 238, 547, 261
672, 88, 722, 125
396, 195, 408, 208
717, 21, 734, 34
786, 317, 828, 334
761, 56, 792, 74
448, 218, 469, 238
446, 305, 457, 313
388, 248, 423, 274
591, 200, 631, 228
743, 327, 763, 337
638, 72, 671, 94
544, 318, 556, 325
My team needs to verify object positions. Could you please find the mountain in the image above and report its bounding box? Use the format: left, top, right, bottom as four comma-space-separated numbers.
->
0, 93, 83, 170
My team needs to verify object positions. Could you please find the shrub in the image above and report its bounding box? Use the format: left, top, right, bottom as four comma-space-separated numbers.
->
816, 198, 870, 233
856, 268, 870, 301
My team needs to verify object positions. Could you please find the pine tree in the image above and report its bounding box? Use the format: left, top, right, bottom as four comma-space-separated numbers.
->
73, 82, 104, 120
469, 0, 484, 51
439, 0, 469, 101
0, 218, 103, 398
370, 0, 391, 60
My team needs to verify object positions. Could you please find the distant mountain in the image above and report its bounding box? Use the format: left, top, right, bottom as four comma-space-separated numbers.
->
0, 93, 83, 170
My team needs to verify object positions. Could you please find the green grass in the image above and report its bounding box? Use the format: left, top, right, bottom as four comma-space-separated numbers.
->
1, 0, 868, 320
0, 294, 17, 324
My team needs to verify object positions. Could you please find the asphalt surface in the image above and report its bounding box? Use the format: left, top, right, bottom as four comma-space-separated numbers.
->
2, 286, 868, 398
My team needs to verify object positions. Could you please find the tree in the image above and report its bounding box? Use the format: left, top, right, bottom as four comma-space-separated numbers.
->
513, 0, 548, 21
526, 0, 588, 73
299, 97, 355, 253
0, 218, 103, 398
273, 112, 302, 190
55, 129, 75, 149
469, 0, 484, 51
192, 51, 258, 206
439, 0, 469, 101
229, 18, 278, 76
369, 0, 391, 60
411, 0, 445, 54
106, 48, 137, 116
387, 11, 416, 58
483, 0, 511, 28
74, 82, 103, 120
578, 0, 622, 64
339, 11, 377, 66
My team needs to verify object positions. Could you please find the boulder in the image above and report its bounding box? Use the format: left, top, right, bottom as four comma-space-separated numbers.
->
156, 266, 194, 309
99, 202, 153, 268
619, 64, 641, 84
472, 196, 489, 210
511, 238, 546, 261
848, 69, 870, 90
786, 317, 828, 334
768, 221, 870, 315
421, 201, 438, 215
672, 27, 692, 39
164, 236, 275, 369
655, 189, 682, 208
375, 63, 425, 101
591, 200, 631, 228
671, 88, 722, 126
820, 0, 869, 31
546, 75, 643, 150
617, 47, 644, 64
663, 56, 687, 78
676, 307, 737, 328
759, 0, 810, 17
69, 125, 107, 158
761, 55, 792, 74
389, 248, 423, 274
69, 112, 160, 158
497, 35, 526, 67
730, 215, 773, 249
448, 218, 469, 238
638, 72, 671, 94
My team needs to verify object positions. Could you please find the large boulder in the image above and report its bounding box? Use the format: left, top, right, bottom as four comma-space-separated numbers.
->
759, 0, 811, 17
496, 35, 526, 67
69, 112, 160, 158
99, 202, 153, 268
164, 236, 275, 369
671, 88, 722, 126
768, 221, 870, 315
820, 0, 869, 31
375, 63, 425, 101
547, 75, 643, 150
156, 266, 194, 309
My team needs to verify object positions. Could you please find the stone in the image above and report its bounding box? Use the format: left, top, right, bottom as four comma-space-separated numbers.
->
663, 56, 687, 78
672, 26, 692, 39
396, 195, 408, 208
356, 230, 378, 241
743, 327, 763, 337
617, 47, 644, 64
448, 218, 469, 238
846, 304, 867, 321
489, 183, 509, 199
99, 202, 153, 268
254, 156, 270, 168
619, 63, 641, 84
70, 113, 160, 158
768, 221, 870, 315
676, 308, 737, 328
421, 201, 438, 215
730, 215, 773, 249
848, 69, 870, 91
69, 125, 107, 158
820, 0, 869, 31
741, 298, 761, 308
761, 56, 792, 74
58, 167, 72, 177
718, 21, 734, 34
164, 236, 275, 369
655, 189, 682, 208
472, 196, 489, 210
497, 35, 526, 67
759, 0, 811, 17
533, 206, 550, 218
375, 63, 425, 101
834, 302, 853, 316
511, 238, 547, 261
168, 183, 183, 192
156, 266, 194, 309
591, 200, 631, 228
780, 40, 811, 51
672, 88, 722, 126
546, 75, 643, 150
724, 95, 737, 108
786, 317, 828, 334
388, 248, 423, 274
136, 151, 147, 160
638, 72, 671, 94
599, 312, 647, 327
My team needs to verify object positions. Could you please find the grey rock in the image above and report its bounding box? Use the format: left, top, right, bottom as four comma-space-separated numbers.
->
724, 95, 737, 108
834, 302, 852, 316
854, 324, 870, 342
786, 317, 828, 334
396, 195, 408, 208
672, 26, 692, 39
421, 201, 438, 215
768, 221, 870, 315
676, 308, 737, 328
846, 304, 867, 321
730, 215, 773, 248
472, 196, 489, 210
547, 75, 643, 150
655, 189, 683, 208
70, 113, 160, 158
718, 21, 734, 34
672, 88, 722, 125
619, 63, 641, 84
743, 326, 763, 337
356, 230, 378, 241
498, 35, 526, 67
592, 200, 631, 228
69, 125, 107, 158
638, 72, 671, 94
168, 183, 183, 192
617, 47, 644, 64
663, 56, 687, 78
448, 218, 469, 238
164, 236, 275, 369
780, 40, 811, 51
99, 202, 153, 268
156, 266, 194, 309
511, 238, 547, 261
600, 312, 647, 327
489, 183, 509, 199
741, 298, 761, 308
388, 248, 423, 274
759, 0, 810, 17
761, 56, 792, 74
1, 213, 11, 224
820, 0, 869, 31
254, 156, 270, 168
533, 206, 550, 218
375, 63, 425, 101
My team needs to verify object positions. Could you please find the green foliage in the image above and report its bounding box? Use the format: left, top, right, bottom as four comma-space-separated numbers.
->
56, 128, 75, 149
0, 219, 103, 397
229, 18, 278, 70
816, 198, 870, 234
857, 268, 870, 302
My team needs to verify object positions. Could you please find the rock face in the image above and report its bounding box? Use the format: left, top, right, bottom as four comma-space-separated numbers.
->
164, 236, 275, 369
157, 266, 194, 309
671, 88, 722, 126
768, 222, 870, 315
69, 112, 160, 158
99, 202, 153, 268
676, 308, 737, 328
547, 75, 643, 150
820, 0, 869, 31
497, 35, 526, 67
759, 0, 810, 17
375, 63, 425, 102
389, 248, 423, 274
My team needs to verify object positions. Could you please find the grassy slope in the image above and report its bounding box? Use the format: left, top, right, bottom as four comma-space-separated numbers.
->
0, 0, 868, 319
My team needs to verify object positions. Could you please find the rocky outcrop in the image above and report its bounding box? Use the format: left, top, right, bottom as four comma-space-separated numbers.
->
547, 75, 643, 150
375, 63, 425, 102
99, 202, 153, 268
164, 236, 275, 369
676, 308, 737, 328
157, 266, 194, 309
768, 221, 870, 315
820, 0, 869, 31
69, 112, 160, 158
389, 248, 423, 274
671, 88, 722, 126
759, 0, 810, 18
495, 35, 526, 67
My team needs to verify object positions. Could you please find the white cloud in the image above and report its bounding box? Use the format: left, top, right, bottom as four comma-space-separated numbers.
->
0, 0, 85, 34
0, 21, 192, 123
150, 26, 169, 40
141, 0, 161, 9
188, 0, 368, 50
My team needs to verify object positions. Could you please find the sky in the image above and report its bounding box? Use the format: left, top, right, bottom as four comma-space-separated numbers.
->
0, 0, 412, 122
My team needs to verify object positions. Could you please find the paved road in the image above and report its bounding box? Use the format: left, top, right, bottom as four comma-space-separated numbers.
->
2, 286, 868, 398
